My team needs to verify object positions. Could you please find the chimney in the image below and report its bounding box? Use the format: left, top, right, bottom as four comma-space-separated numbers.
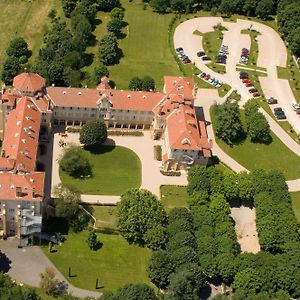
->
16, 187, 22, 198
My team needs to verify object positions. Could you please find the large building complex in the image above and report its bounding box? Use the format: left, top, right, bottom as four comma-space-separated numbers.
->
0, 72, 212, 237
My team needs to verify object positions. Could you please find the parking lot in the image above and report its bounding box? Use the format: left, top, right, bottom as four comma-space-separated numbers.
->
174, 17, 300, 133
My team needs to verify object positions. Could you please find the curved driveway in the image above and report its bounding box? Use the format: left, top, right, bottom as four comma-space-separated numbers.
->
174, 17, 300, 131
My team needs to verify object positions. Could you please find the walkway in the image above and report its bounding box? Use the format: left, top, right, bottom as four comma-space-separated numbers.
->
0, 238, 101, 299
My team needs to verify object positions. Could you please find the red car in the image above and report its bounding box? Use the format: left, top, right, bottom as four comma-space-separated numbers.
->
245, 83, 253, 87
204, 74, 211, 80
242, 79, 251, 84
253, 92, 260, 97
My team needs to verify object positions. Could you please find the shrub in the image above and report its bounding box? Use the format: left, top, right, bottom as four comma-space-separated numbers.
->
79, 120, 107, 147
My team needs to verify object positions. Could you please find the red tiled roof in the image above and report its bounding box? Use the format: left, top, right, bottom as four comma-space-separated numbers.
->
2, 97, 41, 172
13, 73, 46, 94
0, 172, 44, 201
164, 76, 196, 99
47, 87, 164, 111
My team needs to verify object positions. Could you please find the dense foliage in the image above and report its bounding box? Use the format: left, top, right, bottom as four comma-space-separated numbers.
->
1, 37, 31, 85
79, 119, 107, 147
212, 102, 245, 144
117, 189, 167, 246
128, 76, 156, 91
98, 33, 120, 66
244, 100, 271, 143
186, 166, 300, 298
59, 145, 92, 177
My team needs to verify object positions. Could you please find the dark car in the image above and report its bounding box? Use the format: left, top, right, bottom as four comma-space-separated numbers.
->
267, 97, 278, 104
274, 107, 283, 114
240, 71, 248, 76
200, 72, 206, 78
246, 83, 253, 87
253, 92, 260, 97
217, 59, 226, 64
183, 58, 191, 64
249, 88, 258, 93
240, 75, 249, 79
218, 54, 227, 59
197, 51, 205, 57
277, 114, 287, 120
176, 47, 183, 52
202, 56, 211, 61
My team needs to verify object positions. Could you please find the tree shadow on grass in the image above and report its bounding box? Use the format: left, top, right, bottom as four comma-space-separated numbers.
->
84, 143, 116, 154
44, 217, 69, 236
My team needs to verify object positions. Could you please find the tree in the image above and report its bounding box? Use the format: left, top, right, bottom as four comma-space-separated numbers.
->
128, 77, 143, 91
6, 37, 31, 58
213, 102, 245, 144
242, 0, 258, 16
167, 231, 197, 252
143, 224, 168, 250
113, 283, 157, 300
247, 112, 271, 143
94, 63, 109, 84
107, 18, 123, 36
169, 263, 206, 300
148, 250, 174, 289
110, 7, 124, 20
219, 0, 239, 16
40, 267, 59, 295
71, 13, 92, 51
170, 0, 186, 12
23, 288, 41, 300
59, 145, 91, 177
98, 0, 121, 12
79, 119, 107, 147
150, 0, 170, 13
98, 33, 119, 65
233, 268, 263, 294
171, 246, 199, 270
142, 76, 155, 91
61, 0, 77, 17
1, 56, 21, 85
86, 230, 102, 250
255, 0, 274, 19
117, 189, 167, 245
288, 29, 300, 56
53, 184, 87, 232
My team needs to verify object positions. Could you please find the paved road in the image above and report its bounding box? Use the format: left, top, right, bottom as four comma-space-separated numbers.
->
0, 238, 101, 299
174, 17, 300, 133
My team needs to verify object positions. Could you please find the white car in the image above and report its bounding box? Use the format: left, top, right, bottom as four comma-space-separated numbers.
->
292, 102, 300, 111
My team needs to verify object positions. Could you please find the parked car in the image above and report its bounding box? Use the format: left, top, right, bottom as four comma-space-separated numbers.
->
197, 51, 205, 57
199, 72, 206, 78
246, 83, 253, 87
183, 58, 191, 64
176, 47, 183, 53
242, 79, 251, 84
274, 107, 283, 114
253, 92, 260, 97
202, 56, 211, 61
249, 88, 258, 93
266, 97, 278, 104
276, 113, 286, 120
240, 71, 248, 76
292, 102, 300, 110
240, 75, 249, 79
208, 77, 215, 83
204, 74, 211, 80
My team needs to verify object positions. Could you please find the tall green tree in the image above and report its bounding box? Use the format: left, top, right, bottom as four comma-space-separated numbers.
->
79, 119, 107, 147
1, 56, 21, 85
117, 189, 167, 245
98, 33, 119, 65
6, 37, 31, 58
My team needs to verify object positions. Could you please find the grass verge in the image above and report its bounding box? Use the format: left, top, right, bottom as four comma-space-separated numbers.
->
160, 185, 188, 212
291, 192, 300, 223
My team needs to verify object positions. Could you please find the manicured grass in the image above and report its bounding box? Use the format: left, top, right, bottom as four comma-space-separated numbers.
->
59, 145, 141, 195
91, 205, 117, 229
43, 231, 152, 292
160, 185, 188, 212
106, 1, 179, 90
202, 29, 224, 62
211, 108, 300, 180
291, 192, 300, 223
206, 62, 226, 74
0, 0, 61, 67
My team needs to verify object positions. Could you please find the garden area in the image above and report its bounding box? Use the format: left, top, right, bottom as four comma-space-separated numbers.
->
59, 145, 141, 195
211, 102, 300, 180
160, 185, 188, 212
43, 230, 152, 292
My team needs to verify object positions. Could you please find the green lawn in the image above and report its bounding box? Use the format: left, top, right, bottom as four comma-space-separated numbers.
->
59, 145, 141, 195
160, 185, 188, 212
43, 231, 151, 292
0, 0, 61, 67
91, 205, 117, 229
211, 108, 300, 180
104, 1, 179, 90
290, 192, 300, 223
202, 29, 224, 63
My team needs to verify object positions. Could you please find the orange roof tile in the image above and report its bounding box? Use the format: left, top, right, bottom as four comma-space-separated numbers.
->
13, 73, 46, 94
0, 172, 44, 201
47, 87, 164, 111
2, 97, 41, 172
164, 76, 196, 99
